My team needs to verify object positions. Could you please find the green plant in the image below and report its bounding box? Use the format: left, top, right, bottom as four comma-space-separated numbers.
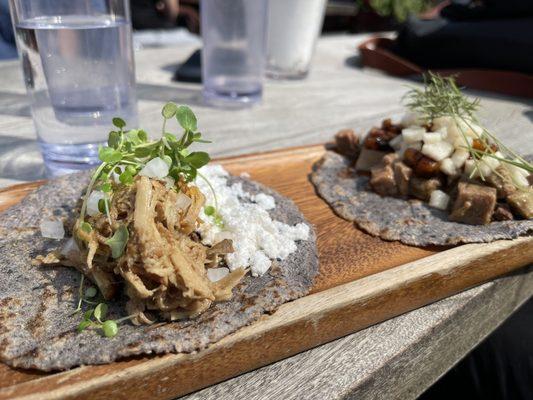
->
358, 0, 433, 22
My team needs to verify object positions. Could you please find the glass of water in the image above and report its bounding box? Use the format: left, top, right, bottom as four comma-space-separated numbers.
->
9, 0, 138, 173
201, 0, 268, 108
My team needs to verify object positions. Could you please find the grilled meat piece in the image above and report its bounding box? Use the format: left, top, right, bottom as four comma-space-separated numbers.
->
381, 118, 403, 135
486, 166, 517, 199
393, 161, 413, 197
449, 182, 497, 225
409, 176, 442, 201
370, 164, 398, 197
363, 119, 402, 151
355, 148, 388, 172
334, 129, 360, 159
507, 190, 533, 219
492, 203, 514, 221
403, 148, 440, 178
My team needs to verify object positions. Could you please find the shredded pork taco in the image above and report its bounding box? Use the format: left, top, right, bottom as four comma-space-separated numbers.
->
0, 104, 318, 370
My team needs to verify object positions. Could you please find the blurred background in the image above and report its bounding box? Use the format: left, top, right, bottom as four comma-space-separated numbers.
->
0, 0, 446, 59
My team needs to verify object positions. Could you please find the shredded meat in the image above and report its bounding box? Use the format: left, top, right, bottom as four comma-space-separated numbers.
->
59, 176, 244, 324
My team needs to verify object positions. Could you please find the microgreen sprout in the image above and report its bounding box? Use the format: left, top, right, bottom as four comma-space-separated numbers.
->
73, 282, 136, 338
77, 103, 222, 260
404, 73, 532, 185
77, 301, 136, 338
72, 276, 100, 314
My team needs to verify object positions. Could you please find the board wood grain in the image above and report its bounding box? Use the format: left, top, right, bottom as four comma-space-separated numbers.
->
0, 145, 531, 400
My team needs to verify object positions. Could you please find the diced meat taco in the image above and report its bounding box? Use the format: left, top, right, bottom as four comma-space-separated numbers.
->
311, 74, 532, 246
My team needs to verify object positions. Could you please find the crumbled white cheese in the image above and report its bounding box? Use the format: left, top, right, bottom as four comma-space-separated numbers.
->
196, 164, 310, 276
87, 190, 105, 216
40, 219, 65, 240
139, 157, 169, 179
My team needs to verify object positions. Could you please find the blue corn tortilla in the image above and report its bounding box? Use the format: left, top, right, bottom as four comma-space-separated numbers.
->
0, 172, 318, 371
311, 151, 533, 246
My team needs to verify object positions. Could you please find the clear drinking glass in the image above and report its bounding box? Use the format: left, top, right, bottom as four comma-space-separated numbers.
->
201, 0, 268, 107
9, 0, 138, 173
266, 0, 327, 79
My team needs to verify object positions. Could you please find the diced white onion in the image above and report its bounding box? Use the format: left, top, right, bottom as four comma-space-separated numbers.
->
507, 160, 529, 178
464, 159, 478, 177
139, 157, 169, 179
429, 190, 450, 210
163, 176, 175, 190
422, 142, 454, 161
401, 112, 425, 127
40, 219, 65, 240
481, 155, 500, 172
453, 135, 474, 149
176, 192, 192, 211
423, 132, 444, 144
60, 237, 80, 258
402, 127, 425, 143
111, 165, 125, 184
87, 190, 105, 216
440, 158, 457, 176
207, 267, 230, 282
451, 149, 470, 169
389, 134, 403, 151
464, 159, 492, 178
431, 116, 454, 132
510, 169, 529, 187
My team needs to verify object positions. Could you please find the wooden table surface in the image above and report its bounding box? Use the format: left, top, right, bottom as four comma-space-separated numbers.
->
0, 34, 532, 399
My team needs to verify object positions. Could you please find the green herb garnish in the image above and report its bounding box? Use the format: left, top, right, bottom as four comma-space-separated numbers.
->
77, 301, 135, 338
404, 73, 533, 182
77, 103, 220, 260
105, 224, 129, 259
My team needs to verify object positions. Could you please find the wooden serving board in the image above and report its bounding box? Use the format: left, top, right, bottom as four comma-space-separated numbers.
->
0, 145, 532, 400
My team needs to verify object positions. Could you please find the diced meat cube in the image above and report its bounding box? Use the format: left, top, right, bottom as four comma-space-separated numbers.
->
492, 203, 514, 221
383, 152, 399, 166
409, 177, 442, 201
449, 182, 497, 225
370, 165, 398, 197
355, 148, 388, 172
393, 161, 412, 197
486, 166, 517, 199
403, 148, 440, 178
507, 190, 533, 219
334, 129, 360, 159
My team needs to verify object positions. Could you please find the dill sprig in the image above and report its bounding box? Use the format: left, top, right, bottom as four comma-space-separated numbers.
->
404, 73, 532, 182
404, 73, 480, 121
